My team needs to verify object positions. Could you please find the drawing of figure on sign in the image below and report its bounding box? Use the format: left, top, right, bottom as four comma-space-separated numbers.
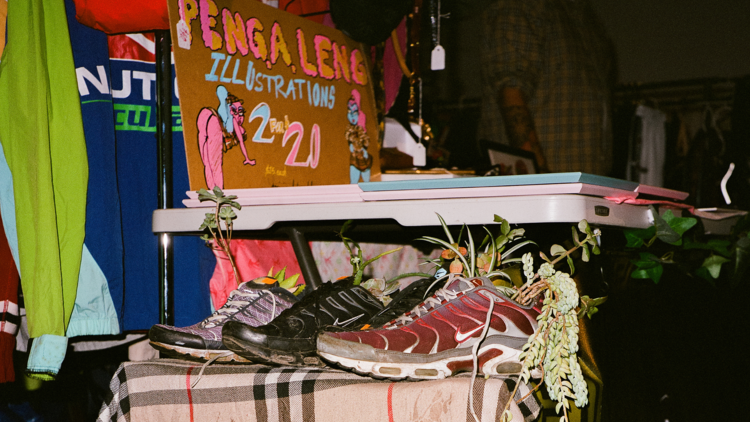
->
346, 89, 372, 184
196, 85, 256, 189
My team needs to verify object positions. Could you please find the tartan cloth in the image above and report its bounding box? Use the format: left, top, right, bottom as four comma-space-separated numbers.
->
97, 358, 540, 422
478, 0, 616, 175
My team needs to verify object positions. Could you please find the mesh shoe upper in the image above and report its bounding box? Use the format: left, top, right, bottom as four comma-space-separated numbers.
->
317, 275, 541, 379
323, 277, 444, 332
149, 277, 297, 352
221, 277, 385, 363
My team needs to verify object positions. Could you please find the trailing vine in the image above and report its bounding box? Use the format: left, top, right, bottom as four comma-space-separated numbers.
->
418, 214, 606, 422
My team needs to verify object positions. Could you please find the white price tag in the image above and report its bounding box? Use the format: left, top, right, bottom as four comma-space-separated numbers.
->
430, 45, 445, 70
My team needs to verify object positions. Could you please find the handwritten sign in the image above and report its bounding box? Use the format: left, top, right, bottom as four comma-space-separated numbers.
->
167, 0, 380, 190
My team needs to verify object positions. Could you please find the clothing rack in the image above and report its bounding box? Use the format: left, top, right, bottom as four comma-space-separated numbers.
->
614, 77, 738, 112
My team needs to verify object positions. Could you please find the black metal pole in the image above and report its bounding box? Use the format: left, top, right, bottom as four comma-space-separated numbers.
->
284, 227, 322, 289
155, 30, 174, 325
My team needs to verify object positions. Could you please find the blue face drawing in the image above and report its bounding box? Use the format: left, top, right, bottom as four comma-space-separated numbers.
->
347, 100, 359, 126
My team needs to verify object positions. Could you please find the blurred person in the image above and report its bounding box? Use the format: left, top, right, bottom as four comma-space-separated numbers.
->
478, 0, 616, 175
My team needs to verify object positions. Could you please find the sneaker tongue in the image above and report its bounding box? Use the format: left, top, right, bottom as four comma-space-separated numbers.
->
240, 277, 280, 291
444, 276, 492, 293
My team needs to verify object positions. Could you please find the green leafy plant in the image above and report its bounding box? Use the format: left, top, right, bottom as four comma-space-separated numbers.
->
336, 220, 433, 304
267, 266, 305, 296
501, 220, 604, 422
418, 214, 531, 288
198, 187, 242, 286
418, 213, 605, 422
624, 206, 749, 287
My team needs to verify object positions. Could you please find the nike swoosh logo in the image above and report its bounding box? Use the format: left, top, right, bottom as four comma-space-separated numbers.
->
333, 314, 365, 327
455, 325, 484, 343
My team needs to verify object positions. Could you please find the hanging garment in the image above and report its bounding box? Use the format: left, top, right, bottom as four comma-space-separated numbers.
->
0, 0, 87, 341
0, 0, 7, 60
635, 104, 667, 187
0, 0, 122, 381
105, 33, 212, 330
67, 0, 126, 326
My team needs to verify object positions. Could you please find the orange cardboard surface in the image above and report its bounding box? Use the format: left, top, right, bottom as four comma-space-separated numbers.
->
167, 0, 380, 190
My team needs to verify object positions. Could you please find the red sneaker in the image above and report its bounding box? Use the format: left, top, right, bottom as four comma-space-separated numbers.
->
317, 275, 540, 380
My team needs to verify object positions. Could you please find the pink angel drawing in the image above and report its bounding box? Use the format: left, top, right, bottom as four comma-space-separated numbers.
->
196, 85, 256, 189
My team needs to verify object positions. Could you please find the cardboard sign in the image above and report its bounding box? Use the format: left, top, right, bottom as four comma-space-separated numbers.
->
167, 0, 380, 190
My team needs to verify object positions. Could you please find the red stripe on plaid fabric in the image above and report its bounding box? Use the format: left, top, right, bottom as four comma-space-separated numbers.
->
387, 382, 395, 422
186, 366, 195, 422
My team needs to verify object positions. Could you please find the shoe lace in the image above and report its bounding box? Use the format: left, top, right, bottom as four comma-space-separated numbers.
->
202, 290, 278, 328
390, 277, 476, 327
190, 351, 235, 388
469, 295, 496, 422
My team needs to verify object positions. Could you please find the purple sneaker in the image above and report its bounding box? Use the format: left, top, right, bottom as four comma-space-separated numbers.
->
149, 277, 298, 363
317, 275, 540, 380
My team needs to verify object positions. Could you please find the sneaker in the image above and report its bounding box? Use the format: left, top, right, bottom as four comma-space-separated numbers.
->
325, 276, 444, 332
221, 277, 384, 367
148, 277, 298, 363
316, 275, 540, 380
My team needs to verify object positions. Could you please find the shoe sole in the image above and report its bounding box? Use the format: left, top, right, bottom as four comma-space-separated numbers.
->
317, 334, 525, 381
222, 336, 326, 367
149, 340, 251, 363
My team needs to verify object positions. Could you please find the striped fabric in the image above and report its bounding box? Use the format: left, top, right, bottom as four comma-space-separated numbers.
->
478, 0, 616, 176
0, 300, 19, 335
97, 358, 540, 422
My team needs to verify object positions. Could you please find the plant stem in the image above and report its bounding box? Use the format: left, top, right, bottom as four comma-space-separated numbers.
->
214, 201, 240, 286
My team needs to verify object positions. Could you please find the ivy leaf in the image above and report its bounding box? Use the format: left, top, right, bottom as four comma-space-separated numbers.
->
683, 238, 732, 257
631, 264, 664, 283
662, 209, 697, 237
650, 206, 681, 244
700, 254, 730, 279
623, 226, 656, 248
631, 252, 660, 268
656, 208, 697, 245
695, 266, 715, 284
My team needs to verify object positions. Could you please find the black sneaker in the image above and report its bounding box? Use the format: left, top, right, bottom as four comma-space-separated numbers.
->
148, 277, 298, 363
221, 277, 384, 367
326, 276, 444, 332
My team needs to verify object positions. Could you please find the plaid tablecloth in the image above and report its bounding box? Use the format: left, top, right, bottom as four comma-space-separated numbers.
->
97, 358, 540, 422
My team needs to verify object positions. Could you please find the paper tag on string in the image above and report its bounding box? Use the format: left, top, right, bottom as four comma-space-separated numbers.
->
430, 45, 445, 70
